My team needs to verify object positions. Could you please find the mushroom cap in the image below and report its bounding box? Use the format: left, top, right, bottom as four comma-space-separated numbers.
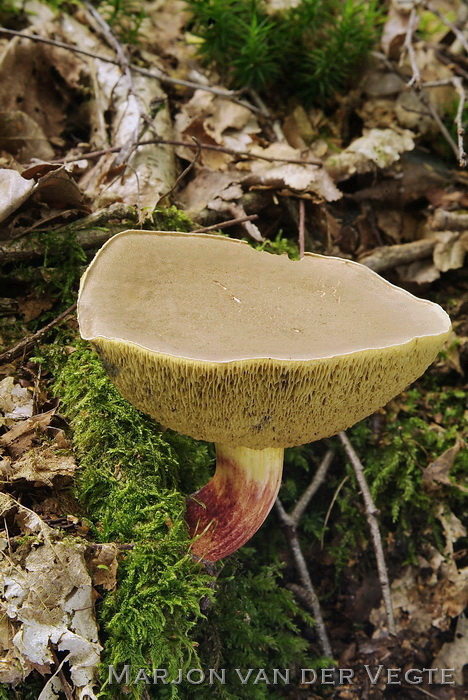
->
78, 230, 451, 449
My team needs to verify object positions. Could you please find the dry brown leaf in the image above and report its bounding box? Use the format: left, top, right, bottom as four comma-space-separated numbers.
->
381, 3, 411, 57
87, 544, 118, 591
0, 169, 36, 224
433, 231, 468, 272
0, 408, 55, 459
19, 295, 54, 322
423, 440, 467, 492
0, 110, 54, 162
325, 129, 415, 182
6, 444, 76, 487
246, 143, 341, 201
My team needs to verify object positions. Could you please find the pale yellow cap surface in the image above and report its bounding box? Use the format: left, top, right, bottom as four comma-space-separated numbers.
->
78, 230, 451, 448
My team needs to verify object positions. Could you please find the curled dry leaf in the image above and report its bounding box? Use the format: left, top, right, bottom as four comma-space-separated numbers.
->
87, 544, 118, 591
423, 439, 467, 493
0, 169, 36, 224
5, 444, 76, 487
0, 408, 56, 459
325, 128, 415, 182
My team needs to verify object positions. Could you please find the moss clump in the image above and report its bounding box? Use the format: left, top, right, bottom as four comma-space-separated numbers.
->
186, 0, 381, 102
47, 342, 312, 699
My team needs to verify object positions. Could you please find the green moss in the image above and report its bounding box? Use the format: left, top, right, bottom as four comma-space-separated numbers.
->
186, 0, 382, 102
40, 341, 313, 699
150, 206, 194, 233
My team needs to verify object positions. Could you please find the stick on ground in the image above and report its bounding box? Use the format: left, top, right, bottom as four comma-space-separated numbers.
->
338, 431, 396, 635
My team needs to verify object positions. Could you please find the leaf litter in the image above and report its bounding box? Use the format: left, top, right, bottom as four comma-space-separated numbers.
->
0, 0, 467, 697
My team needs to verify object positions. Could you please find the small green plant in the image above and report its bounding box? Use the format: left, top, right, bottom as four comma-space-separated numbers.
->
186, 0, 382, 102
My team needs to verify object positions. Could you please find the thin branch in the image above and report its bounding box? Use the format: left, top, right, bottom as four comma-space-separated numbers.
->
275, 498, 333, 659
422, 1, 468, 55
292, 449, 334, 525
0, 303, 76, 366
453, 76, 467, 167
0, 27, 262, 112
358, 238, 436, 273
157, 137, 202, 205
338, 431, 396, 636
404, 7, 421, 89
52, 138, 323, 167
82, 1, 141, 168
191, 214, 259, 234
298, 199, 305, 260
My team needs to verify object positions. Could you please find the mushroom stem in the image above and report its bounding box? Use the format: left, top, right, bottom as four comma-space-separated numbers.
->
186, 444, 284, 562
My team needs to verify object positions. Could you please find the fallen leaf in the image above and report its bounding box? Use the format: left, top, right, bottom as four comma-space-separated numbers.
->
19, 295, 54, 322
433, 231, 468, 272
6, 445, 76, 487
0, 111, 55, 162
87, 544, 119, 591
0, 169, 36, 224
423, 439, 467, 492
432, 614, 468, 686
325, 128, 415, 181
0, 408, 56, 459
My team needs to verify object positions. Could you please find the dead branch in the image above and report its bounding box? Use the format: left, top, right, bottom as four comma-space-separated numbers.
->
0, 204, 138, 264
191, 214, 259, 234
359, 239, 435, 272
0, 303, 76, 366
422, 1, 468, 55
432, 208, 468, 230
338, 432, 396, 636
53, 138, 323, 167
298, 199, 305, 259
453, 76, 467, 167
404, 7, 421, 89
275, 450, 335, 659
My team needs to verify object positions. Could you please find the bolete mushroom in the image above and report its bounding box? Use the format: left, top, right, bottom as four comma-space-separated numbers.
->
77, 231, 451, 562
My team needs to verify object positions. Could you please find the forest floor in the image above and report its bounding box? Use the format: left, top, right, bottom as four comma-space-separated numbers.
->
0, 1, 467, 699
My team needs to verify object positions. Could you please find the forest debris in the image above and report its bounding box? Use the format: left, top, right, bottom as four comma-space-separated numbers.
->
432, 614, 468, 686
0, 110, 55, 162
244, 143, 340, 200
1, 408, 55, 459
0, 169, 35, 224
325, 128, 415, 181
359, 238, 435, 272
432, 231, 468, 271
370, 542, 468, 636
0, 496, 101, 696
0, 377, 33, 424
19, 294, 54, 323
4, 445, 76, 486
423, 439, 467, 493
87, 543, 118, 591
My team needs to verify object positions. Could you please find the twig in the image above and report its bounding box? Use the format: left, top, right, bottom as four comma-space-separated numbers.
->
82, 2, 141, 168
422, 1, 468, 55
157, 137, 202, 205
298, 199, 305, 260
0, 303, 76, 366
274, 450, 335, 659
338, 432, 396, 636
404, 7, 421, 89
453, 76, 467, 167
52, 138, 323, 167
275, 497, 333, 659
292, 449, 334, 525
371, 51, 463, 164
358, 239, 436, 272
191, 214, 259, 234
49, 646, 74, 700
0, 28, 264, 113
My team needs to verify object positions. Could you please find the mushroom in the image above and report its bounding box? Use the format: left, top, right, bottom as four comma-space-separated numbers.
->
77, 230, 451, 562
